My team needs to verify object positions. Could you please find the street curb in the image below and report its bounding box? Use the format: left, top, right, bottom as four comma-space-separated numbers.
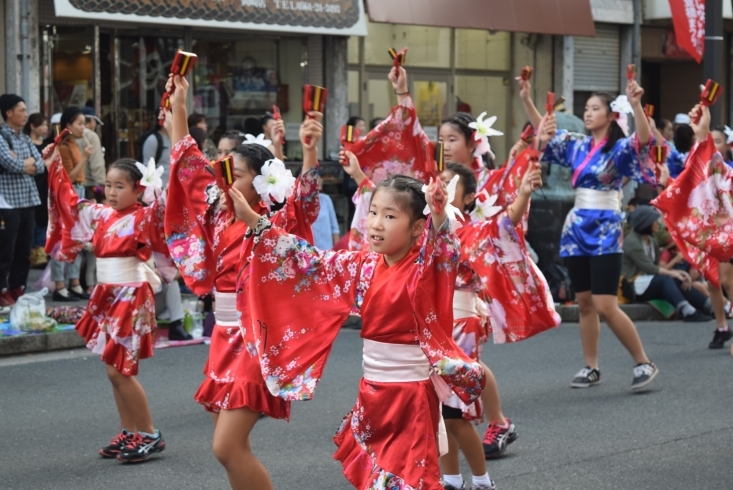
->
0, 304, 669, 357
556, 303, 668, 323
0, 329, 85, 357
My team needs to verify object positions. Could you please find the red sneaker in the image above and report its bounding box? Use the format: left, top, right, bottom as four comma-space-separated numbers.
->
9, 286, 25, 301
0, 289, 15, 307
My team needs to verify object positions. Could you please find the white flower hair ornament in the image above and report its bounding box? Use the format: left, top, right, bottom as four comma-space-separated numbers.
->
723, 125, 733, 145
469, 112, 503, 159
135, 158, 164, 204
421, 174, 463, 226
253, 158, 296, 206
469, 190, 502, 222
610, 95, 633, 137
243, 133, 272, 149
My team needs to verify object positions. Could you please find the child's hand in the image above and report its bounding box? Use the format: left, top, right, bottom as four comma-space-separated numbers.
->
626, 79, 644, 107
537, 113, 557, 148
43, 147, 59, 170
690, 104, 710, 141
388, 66, 408, 95
271, 119, 286, 146
520, 161, 542, 196
426, 177, 448, 218
228, 187, 260, 229
657, 162, 670, 188
169, 74, 189, 108
516, 76, 532, 101
339, 149, 366, 186
300, 111, 323, 151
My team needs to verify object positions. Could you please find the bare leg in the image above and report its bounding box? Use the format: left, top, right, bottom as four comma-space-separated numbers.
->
708, 283, 728, 329
212, 408, 272, 490
593, 295, 649, 365
479, 362, 507, 426
105, 364, 155, 434
576, 291, 600, 369
211, 411, 219, 426
440, 431, 461, 476
111, 383, 137, 432
444, 419, 488, 477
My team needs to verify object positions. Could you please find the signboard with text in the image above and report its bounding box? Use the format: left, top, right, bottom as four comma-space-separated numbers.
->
54, 0, 367, 36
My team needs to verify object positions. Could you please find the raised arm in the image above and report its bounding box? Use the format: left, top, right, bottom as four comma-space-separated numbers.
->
628, 80, 651, 147
168, 74, 189, 148
517, 76, 542, 129
508, 160, 542, 226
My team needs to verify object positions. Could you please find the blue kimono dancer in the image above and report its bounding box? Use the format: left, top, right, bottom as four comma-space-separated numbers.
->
666, 145, 687, 179
542, 129, 655, 258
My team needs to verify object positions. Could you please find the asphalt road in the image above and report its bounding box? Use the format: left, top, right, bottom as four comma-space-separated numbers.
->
1, 321, 732, 490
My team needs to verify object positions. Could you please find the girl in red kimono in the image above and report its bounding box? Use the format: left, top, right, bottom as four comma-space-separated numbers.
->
44, 142, 173, 463
652, 104, 733, 352
229, 171, 488, 490
163, 75, 321, 490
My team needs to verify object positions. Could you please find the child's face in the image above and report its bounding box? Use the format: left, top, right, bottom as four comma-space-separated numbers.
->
105, 168, 143, 211
232, 153, 260, 207
439, 170, 473, 213
439, 123, 475, 166
712, 130, 729, 156
367, 189, 425, 265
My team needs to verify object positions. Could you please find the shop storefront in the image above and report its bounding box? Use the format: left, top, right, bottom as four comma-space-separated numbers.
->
39, 0, 366, 162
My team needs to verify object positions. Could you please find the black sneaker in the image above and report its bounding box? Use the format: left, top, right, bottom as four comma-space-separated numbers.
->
571, 366, 601, 388
470, 483, 497, 490
441, 482, 465, 490
167, 320, 193, 341
709, 329, 733, 349
631, 362, 658, 391
683, 311, 714, 323
482, 421, 509, 459
69, 288, 90, 300
99, 430, 133, 458
52, 289, 76, 302
117, 431, 165, 463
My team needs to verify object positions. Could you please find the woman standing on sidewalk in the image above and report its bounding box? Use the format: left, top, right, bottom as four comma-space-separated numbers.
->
523, 78, 659, 390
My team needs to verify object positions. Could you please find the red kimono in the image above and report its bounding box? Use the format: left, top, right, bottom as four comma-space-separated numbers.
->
241, 218, 484, 489
165, 135, 319, 416
45, 154, 174, 376
652, 134, 733, 287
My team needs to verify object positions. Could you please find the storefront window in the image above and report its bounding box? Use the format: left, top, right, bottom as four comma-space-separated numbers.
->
47, 27, 95, 114
190, 36, 305, 160
455, 75, 509, 162
116, 35, 184, 159
364, 20, 450, 68
455, 30, 510, 71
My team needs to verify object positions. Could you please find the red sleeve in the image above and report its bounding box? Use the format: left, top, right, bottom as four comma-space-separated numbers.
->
45, 154, 82, 261
165, 135, 221, 295
350, 96, 434, 184
271, 166, 320, 244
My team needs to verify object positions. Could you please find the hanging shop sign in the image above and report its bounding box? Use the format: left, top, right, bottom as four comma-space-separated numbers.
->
53, 0, 367, 36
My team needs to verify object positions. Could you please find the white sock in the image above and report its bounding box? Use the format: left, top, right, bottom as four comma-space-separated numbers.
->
139, 429, 159, 439
70, 285, 83, 294
56, 288, 69, 297
443, 474, 463, 488
473, 473, 493, 486
677, 301, 696, 317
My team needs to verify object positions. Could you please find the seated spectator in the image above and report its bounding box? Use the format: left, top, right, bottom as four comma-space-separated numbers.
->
622, 205, 713, 322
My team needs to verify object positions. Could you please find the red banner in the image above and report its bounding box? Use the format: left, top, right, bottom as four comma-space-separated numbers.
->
669, 0, 706, 63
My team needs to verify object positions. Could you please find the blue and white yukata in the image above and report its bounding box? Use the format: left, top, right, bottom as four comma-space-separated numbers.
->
542, 130, 655, 258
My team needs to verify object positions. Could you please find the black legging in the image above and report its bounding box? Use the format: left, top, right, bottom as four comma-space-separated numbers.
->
636, 274, 710, 313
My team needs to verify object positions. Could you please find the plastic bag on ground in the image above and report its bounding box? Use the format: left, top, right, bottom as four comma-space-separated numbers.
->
10, 288, 57, 332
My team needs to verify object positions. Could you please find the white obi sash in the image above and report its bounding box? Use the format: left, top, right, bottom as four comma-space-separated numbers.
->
574, 188, 621, 211
453, 290, 488, 321
362, 339, 449, 456
214, 291, 238, 327
96, 257, 161, 292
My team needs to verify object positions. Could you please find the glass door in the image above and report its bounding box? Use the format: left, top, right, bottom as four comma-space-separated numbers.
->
410, 75, 452, 141
115, 35, 184, 159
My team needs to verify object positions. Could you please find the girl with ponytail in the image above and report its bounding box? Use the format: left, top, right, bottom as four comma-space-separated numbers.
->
523, 74, 659, 391
164, 73, 322, 489
44, 123, 173, 463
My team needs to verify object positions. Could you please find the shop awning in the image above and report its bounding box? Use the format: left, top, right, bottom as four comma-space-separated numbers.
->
365, 0, 596, 37
52, 0, 368, 36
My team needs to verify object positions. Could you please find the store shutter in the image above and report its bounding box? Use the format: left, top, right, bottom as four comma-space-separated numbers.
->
573, 24, 620, 92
